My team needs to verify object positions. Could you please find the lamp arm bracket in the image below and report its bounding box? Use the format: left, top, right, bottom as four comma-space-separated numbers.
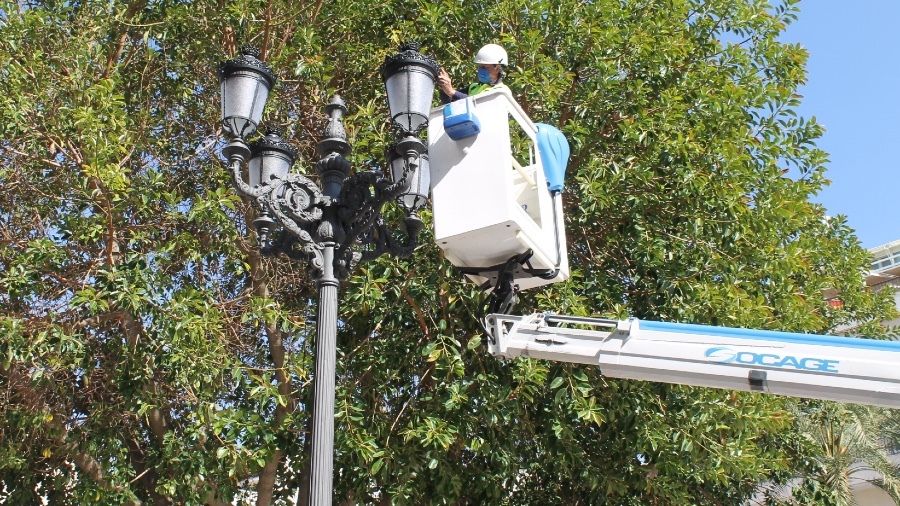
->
258, 210, 326, 278
284, 235, 327, 278
359, 214, 423, 263
263, 190, 317, 248
274, 174, 325, 224
334, 246, 362, 279
229, 157, 270, 199
335, 171, 403, 262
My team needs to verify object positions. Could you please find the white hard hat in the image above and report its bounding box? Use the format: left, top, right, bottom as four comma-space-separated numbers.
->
474, 44, 508, 66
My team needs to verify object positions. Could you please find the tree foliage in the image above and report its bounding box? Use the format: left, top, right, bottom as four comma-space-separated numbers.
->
0, 0, 893, 504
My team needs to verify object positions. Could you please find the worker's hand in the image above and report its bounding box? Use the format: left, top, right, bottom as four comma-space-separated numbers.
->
437, 68, 454, 96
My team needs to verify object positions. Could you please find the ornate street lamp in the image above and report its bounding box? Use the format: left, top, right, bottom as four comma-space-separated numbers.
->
381, 42, 440, 134
246, 129, 297, 244
219, 43, 437, 506
219, 46, 276, 139
248, 129, 297, 187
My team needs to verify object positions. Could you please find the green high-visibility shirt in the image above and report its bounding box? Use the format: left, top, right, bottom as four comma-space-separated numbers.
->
440, 82, 509, 105
466, 82, 493, 96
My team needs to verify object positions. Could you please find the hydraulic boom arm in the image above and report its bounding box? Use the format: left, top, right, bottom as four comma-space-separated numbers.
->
486, 313, 900, 408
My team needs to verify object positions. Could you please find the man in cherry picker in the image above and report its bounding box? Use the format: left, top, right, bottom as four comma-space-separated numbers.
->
438, 43, 509, 104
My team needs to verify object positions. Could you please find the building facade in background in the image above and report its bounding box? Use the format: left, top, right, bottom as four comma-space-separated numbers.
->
827, 239, 900, 334
868, 239, 900, 330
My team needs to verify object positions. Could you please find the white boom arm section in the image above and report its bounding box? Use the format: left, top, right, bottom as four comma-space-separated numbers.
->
486, 313, 900, 408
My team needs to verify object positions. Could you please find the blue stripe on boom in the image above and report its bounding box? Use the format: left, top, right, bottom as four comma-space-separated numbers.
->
639, 320, 900, 353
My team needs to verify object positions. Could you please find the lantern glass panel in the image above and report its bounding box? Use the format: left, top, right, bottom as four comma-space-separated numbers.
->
261, 152, 291, 182
389, 153, 412, 193
251, 82, 269, 122
248, 154, 263, 188
414, 154, 431, 199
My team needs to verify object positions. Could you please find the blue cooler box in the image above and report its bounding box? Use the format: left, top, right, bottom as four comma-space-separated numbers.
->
443, 97, 481, 140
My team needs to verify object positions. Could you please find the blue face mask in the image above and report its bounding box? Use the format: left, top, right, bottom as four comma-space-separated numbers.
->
477, 67, 492, 84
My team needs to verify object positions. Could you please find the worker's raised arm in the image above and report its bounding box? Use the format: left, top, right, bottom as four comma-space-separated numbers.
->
437, 68, 467, 104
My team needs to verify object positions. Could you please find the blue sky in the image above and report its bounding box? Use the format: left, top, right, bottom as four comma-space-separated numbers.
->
781, 1, 900, 249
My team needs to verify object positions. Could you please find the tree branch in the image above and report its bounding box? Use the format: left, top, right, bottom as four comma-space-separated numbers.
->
113, 309, 170, 442
102, 0, 148, 79
247, 245, 297, 506
261, 0, 273, 60
309, 0, 325, 25
402, 289, 431, 340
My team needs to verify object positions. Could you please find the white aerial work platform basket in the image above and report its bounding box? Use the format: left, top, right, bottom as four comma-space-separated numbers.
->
428, 88, 569, 291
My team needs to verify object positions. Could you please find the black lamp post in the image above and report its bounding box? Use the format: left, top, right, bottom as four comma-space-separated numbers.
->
219, 43, 438, 505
